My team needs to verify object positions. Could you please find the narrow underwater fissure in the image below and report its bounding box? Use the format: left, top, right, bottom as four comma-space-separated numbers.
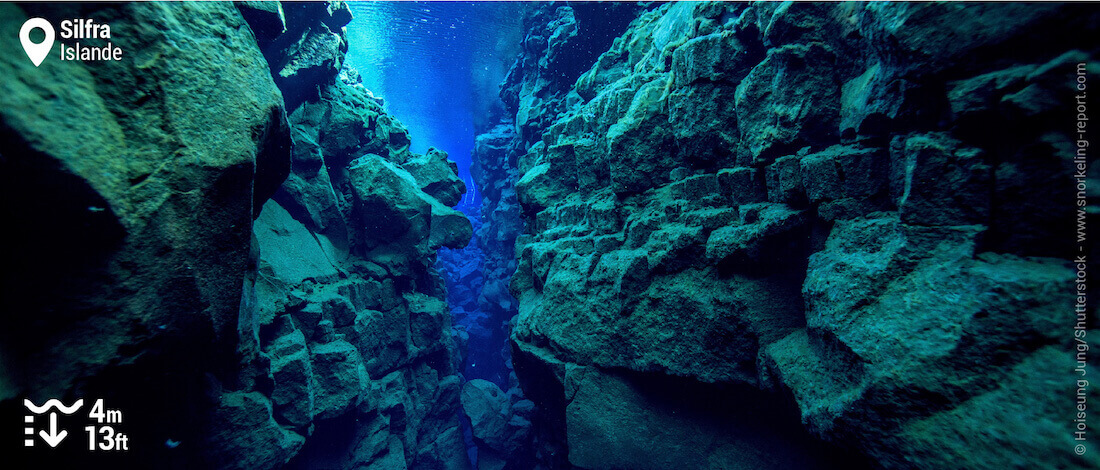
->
345, 1, 519, 383
342, 2, 1100, 469
342, 3, 868, 468
2, 2, 1097, 470
344, 4, 525, 467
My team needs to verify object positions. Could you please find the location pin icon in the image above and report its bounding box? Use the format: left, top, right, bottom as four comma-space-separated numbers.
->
20, 18, 54, 67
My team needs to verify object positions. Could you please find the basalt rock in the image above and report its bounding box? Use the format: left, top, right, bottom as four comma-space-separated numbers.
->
247, 52, 471, 470
404, 148, 468, 207
0, 2, 290, 466
236, 2, 287, 49
460, 379, 535, 470
496, 2, 1100, 469
241, 1, 353, 112
468, 6, 646, 456
2, 1, 473, 469
500, 3, 646, 148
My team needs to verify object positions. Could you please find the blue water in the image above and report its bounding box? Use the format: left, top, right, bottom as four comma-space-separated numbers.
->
345, 2, 522, 184
346, 3, 524, 400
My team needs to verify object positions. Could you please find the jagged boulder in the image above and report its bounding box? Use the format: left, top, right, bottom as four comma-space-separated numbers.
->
461, 378, 533, 469
402, 148, 467, 206
896, 133, 990, 226
205, 392, 306, 469
346, 154, 471, 252
735, 42, 840, 163
254, 1, 353, 110
310, 338, 370, 420
462, 379, 511, 450
266, 316, 315, 429
349, 154, 434, 249
247, 27, 472, 468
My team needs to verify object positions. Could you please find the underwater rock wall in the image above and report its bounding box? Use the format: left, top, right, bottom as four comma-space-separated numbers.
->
469, 120, 542, 470
497, 2, 1100, 469
470, 4, 647, 467
469, 122, 521, 380
2, 2, 472, 469
0, 2, 291, 466
238, 3, 474, 469
499, 2, 645, 151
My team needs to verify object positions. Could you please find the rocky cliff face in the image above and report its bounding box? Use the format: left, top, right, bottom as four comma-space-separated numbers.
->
0, 2, 290, 466
235, 3, 473, 469
2, 2, 472, 469
469, 4, 647, 468
475, 2, 646, 348
488, 2, 1100, 469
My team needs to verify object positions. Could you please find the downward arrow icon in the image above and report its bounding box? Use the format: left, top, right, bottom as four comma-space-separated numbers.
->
39, 412, 67, 447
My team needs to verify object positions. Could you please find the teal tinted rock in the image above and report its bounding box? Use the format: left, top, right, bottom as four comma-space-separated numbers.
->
735, 43, 839, 162
461, 379, 511, 450
564, 367, 838, 470
516, 163, 568, 212
776, 213, 1079, 468
669, 174, 720, 201
667, 83, 740, 164
310, 338, 369, 420
890, 347, 1100, 470
353, 307, 410, 378
402, 148, 468, 207
0, 1, 288, 404
273, 20, 347, 107
369, 437, 409, 470
324, 1, 354, 30
338, 85, 406, 161
349, 154, 432, 248
799, 145, 887, 214
607, 79, 675, 194
254, 200, 341, 284
251, 42, 468, 468
206, 392, 305, 469
765, 155, 807, 205
749, 1, 840, 48
414, 425, 471, 470
0, 2, 471, 469
838, 63, 933, 138
236, 1, 286, 48
407, 293, 450, 354
427, 197, 474, 250
717, 167, 766, 206
671, 31, 755, 87
705, 203, 806, 266
266, 317, 315, 428
494, 2, 1098, 469
897, 133, 990, 226
860, 3, 1065, 75
318, 292, 358, 328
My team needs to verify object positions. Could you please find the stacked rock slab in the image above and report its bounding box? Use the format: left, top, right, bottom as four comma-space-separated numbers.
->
0, 2, 472, 468
471, 3, 647, 468
236, 3, 474, 469
502, 2, 1100, 469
